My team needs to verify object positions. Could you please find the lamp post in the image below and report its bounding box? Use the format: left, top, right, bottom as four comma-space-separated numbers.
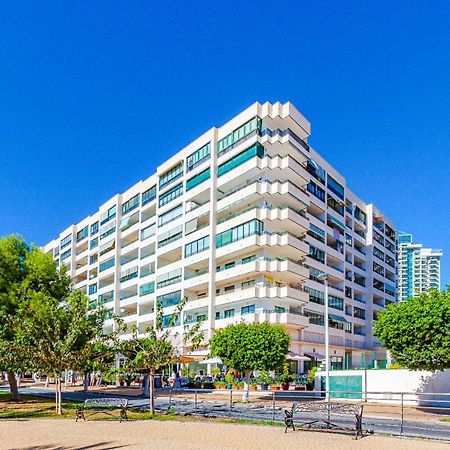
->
317, 272, 329, 401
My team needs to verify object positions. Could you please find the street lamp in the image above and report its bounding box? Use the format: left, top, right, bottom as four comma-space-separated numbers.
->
316, 272, 329, 401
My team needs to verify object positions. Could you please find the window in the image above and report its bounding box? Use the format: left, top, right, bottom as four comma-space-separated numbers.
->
61, 249, 71, 260
77, 226, 89, 242
307, 181, 326, 202
120, 266, 138, 282
141, 223, 156, 240
215, 311, 220, 320
385, 224, 395, 241
241, 280, 255, 289
327, 176, 344, 200
100, 206, 116, 225
61, 234, 72, 249
162, 313, 180, 328
159, 163, 183, 189
142, 186, 157, 205
308, 245, 325, 263
224, 261, 235, 270
88, 284, 97, 295
373, 262, 384, 276
100, 222, 116, 240
354, 206, 367, 225
158, 226, 183, 248
373, 278, 384, 291
140, 281, 155, 296
241, 305, 255, 315
304, 310, 324, 326
99, 257, 115, 272
385, 283, 395, 296
216, 219, 264, 248
157, 291, 181, 308
328, 295, 344, 311
305, 286, 324, 305
224, 285, 235, 293
242, 255, 256, 264
90, 254, 98, 264
373, 246, 385, 261
187, 143, 210, 170
90, 222, 99, 235
217, 143, 265, 177
186, 168, 210, 191
354, 307, 366, 320
306, 158, 326, 184
90, 237, 98, 249
185, 235, 210, 257
274, 306, 286, 313
327, 196, 344, 216
159, 204, 183, 227
157, 269, 182, 288
122, 194, 140, 215
224, 309, 235, 318
217, 116, 262, 154
373, 232, 384, 246
159, 183, 183, 207
385, 254, 395, 268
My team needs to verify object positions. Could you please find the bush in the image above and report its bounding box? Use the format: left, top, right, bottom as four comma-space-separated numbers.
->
306, 367, 318, 390
257, 370, 272, 386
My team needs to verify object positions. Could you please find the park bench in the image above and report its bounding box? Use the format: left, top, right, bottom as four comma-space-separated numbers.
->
284, 401, 365, 439
76, 398, 129, 422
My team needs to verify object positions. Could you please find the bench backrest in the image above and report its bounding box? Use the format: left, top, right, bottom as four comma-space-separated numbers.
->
84, 398, 128, 408
291, 401, 363, 416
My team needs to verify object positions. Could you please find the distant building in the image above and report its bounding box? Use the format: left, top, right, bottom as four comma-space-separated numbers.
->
398, 232, 443, 301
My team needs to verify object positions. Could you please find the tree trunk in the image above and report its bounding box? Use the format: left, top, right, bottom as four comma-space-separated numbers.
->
45, 375, 49, 388
83, 373, 89, 393
242, 369, 251, 402
7, 371, 19, 401
55, 375, 63, 415
149, 369, 155, 415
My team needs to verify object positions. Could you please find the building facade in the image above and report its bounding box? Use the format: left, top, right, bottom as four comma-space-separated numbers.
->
398, 232, 442, 301
42, 101, 397, 371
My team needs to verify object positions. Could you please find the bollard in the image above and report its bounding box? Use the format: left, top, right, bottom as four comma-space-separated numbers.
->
272, 391, 275, 423
195, 390, 198, 412
400, 393, 404, 436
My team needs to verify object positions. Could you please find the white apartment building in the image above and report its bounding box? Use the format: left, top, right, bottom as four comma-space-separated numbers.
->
398, 232, 443, 301
43, 101, 397, 371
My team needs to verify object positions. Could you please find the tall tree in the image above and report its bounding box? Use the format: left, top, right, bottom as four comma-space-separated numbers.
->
122, 297, 203, 414
374, 288, 450, 371
0, 235, 68, 400
209, 322, 290, 400
19, 290, 110, 414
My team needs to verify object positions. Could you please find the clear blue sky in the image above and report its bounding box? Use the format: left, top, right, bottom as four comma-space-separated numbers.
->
0, 1, 449, 286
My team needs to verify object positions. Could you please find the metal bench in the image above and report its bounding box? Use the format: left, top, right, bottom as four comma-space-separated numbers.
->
284, 401, 365, 439
76, 398, 129, 422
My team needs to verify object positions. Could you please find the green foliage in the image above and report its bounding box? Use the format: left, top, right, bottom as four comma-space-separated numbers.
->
374, 288, 450, 371
279, 362, 293, 383
306, 367, 318, 390
210, 366, 221, 377
209, 322, 290, 373
224, 369, 234, 385
257, 370, 272, 385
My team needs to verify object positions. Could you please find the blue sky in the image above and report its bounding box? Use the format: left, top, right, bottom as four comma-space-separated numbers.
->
0, 1, 449, 286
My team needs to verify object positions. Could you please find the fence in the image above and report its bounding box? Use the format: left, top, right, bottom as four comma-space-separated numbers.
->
150, 388, 450, 440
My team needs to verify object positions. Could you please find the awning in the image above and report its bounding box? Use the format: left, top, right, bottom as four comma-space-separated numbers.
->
328, 313, 349, 324
328, 214, 345, 231
174, 355, 197, 363
304, 352, 325, 360
286, 351, 311, 361
99, 239, 115, 253
199, 357, 223, 365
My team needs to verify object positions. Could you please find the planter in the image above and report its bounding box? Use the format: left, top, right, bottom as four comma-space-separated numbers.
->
270, 385, 280, 391
260, 383, 269, 391
119, 381, 124, 387
294, 385, 306, 391
249, 385, 258, 391
226, 383, 232, 389
215, 385, 226, 390
281, 383, 290, 391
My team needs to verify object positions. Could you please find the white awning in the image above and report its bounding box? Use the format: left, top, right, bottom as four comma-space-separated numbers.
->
199, 357, 223, 364
286, 351, 311, 361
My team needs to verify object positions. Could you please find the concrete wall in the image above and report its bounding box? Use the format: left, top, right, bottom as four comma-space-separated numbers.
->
315, 369, 450, 405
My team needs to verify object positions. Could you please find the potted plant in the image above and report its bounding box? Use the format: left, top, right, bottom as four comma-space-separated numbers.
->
211, 367, 221, 379
280, 364, 293, 390
306, 366, 318, 391
118, 375, 125, 387
214, 381, 226, 389
249, 378, 258, 391
257, 370, 271, 390
235, 381, 245, 390
123, 372, 135, 387
225, 370, 234, 389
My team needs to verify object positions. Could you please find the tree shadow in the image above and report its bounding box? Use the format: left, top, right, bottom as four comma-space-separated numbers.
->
10, 443, 129, 450
415, 370, 450, 414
